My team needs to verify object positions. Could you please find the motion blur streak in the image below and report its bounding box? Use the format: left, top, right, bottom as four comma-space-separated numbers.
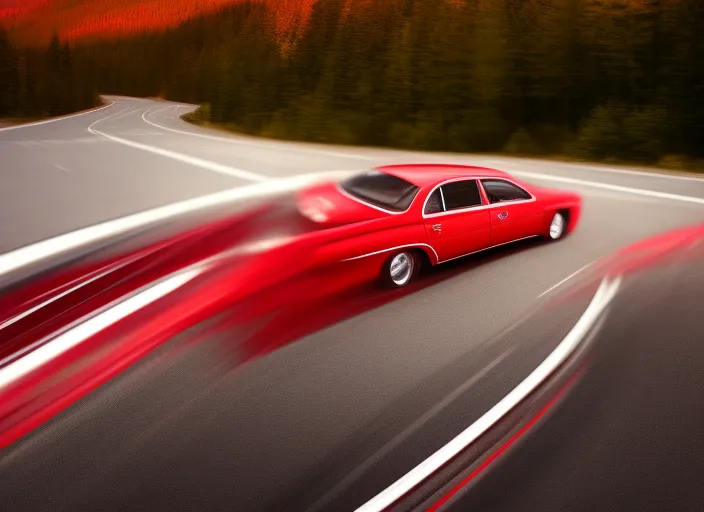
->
537, 262, 593, 298
426, 372, 582, 512
355, 276, 622, 512
0, 254, 143, 333
0, 171, 352, 278
0, 267, 201, 390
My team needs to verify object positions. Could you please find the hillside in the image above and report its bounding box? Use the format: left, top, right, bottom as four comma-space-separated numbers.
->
2, 0, 702, 168
0, 0, 315, 45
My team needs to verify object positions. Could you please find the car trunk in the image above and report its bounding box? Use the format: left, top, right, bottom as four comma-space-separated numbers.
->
295, 182, 390, 227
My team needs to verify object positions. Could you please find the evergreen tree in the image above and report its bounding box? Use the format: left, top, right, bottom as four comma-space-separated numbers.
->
0, 29, 19, 116
2, 0, 703, 165
45, 34, 65, 116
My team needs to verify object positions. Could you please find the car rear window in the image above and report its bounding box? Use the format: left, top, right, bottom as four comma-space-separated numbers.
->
341, 171, 420, 212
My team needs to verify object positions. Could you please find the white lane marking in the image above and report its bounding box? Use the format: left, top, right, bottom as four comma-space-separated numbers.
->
308, 346, 516, 512
485, 158, 704, 183
579, 164, 704, 182
53, 164, 73, 174
0, 267, 202, 390
89, 115, 268, 182
0, 102, 115, 132
141, 105, 379, 161
538, 262, 593, 298
143, 105, 171, 120
511, 170, 704, 205
137, 100, 704, 177
119, 131, 164, 136
86, 106, 130, 133
355, 276, 621, 512
571, 188, 652, 203
110, 107, 142, 122
51, 137, 101, 145
0, 170, 355, 278
1, 138, 101, 145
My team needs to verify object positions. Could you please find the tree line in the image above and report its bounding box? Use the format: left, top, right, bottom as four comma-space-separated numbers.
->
2, 0, 703, 167
0, 30, 97, 118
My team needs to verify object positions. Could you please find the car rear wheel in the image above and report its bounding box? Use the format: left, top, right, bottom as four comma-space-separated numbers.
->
382, 251, 419, 289
548, 211, 566, 240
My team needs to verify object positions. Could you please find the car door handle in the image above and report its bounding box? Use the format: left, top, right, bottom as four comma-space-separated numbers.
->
497, 211, 509, 220
432, 224, 442, 233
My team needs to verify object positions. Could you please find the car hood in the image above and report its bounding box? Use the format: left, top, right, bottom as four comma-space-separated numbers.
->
296, 182, 389, 226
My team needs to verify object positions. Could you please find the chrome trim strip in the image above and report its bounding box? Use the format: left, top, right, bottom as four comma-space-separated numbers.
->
342, 236, 537, 266
422, 177, 536, 219
439, 187, 447, 212
423, 199, 537, 219
341, 243, 439, 263
437, 235, 538, 264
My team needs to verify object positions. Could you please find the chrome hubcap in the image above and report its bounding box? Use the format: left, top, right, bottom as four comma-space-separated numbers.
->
390, 253, 413, 286
550, 213, 565, 239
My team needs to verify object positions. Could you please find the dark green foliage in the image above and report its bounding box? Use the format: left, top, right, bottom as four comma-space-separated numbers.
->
0, 31, 97, 118
0, 29, 19, 116
3, 0, 704, 166
569, 104, 668, 162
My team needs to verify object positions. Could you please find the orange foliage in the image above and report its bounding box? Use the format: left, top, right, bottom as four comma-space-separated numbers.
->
0, 0, 316, 47
267, 0, 315, 38
61, 0, 253, 41
265, 0, 315, 55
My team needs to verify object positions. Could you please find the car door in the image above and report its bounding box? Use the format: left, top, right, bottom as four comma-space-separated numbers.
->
480, 179, 542, 246
423, 180, 491, 262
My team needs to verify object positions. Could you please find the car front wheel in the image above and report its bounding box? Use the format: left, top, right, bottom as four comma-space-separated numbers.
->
382, 251, 419, 289
548, 211, 566, 240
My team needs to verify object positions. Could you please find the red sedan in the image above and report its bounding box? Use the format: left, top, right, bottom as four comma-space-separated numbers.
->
297, 164, 583, 288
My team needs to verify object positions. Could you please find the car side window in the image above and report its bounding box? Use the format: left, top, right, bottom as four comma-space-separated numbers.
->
480, 179, 531, 203
441, 180, 482, 211
425, 189, 444, 215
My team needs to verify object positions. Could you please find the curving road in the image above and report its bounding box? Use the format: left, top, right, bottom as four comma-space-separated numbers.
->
2, 95, 704, 254
2, 96, 704, 511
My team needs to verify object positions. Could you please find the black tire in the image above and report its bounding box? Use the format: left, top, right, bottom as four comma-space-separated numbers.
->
381, 251, 420, 289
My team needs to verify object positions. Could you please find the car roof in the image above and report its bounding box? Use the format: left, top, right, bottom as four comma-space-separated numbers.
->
376, 164, 512, 187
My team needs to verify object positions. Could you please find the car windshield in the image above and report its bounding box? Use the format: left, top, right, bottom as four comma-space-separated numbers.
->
340, 171, 419, 212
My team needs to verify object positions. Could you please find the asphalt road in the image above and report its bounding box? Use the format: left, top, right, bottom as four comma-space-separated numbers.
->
449, 248, 704, 512
1, 96, 704, 511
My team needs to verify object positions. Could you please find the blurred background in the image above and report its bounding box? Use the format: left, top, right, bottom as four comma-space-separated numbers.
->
1, 0, 702, 170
